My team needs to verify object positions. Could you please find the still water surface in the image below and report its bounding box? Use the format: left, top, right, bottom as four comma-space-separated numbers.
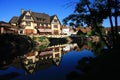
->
0, 42, 101, 80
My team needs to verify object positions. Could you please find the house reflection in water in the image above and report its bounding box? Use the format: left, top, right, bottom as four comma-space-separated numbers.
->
21, 43, 79, 74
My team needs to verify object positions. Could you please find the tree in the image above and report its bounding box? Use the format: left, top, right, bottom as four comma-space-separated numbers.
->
91, 0, 120, 48
77, 29, 86, 37
63, 0, 120, 49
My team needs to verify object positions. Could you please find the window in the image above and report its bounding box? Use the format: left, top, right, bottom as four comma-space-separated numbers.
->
37, 17, 41, 21
54, 30, 59, 35
54, 19, 57, 22
54, 25, 58, 28
36, 17, 45, 21
55, 54, 59, 57
43, 19, 45, 22
55, 48, 59, 52
26, 21, 31, 26
25, 15, 31, 19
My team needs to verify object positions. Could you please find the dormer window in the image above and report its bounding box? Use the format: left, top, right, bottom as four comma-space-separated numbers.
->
43, 19, 46, 22
36, 17, 45, 22
54, 19, 57, 22
25, 15, 31, 19
37, 17, 41, 21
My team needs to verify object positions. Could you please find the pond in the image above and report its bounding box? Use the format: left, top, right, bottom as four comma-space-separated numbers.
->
0, 41, 105, 80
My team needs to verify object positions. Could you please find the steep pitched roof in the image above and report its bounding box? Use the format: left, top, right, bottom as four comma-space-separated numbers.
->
50, 15, 55, 23
50, 15, 61, 25
31, 12, 50, 24
9, 10, 61, 25
0, 21, 11, 28
17, 11, 27, 25
9, 16, 19, 24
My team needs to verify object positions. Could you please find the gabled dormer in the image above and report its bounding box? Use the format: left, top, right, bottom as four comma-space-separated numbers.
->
20, 10, 34, 22
50, 15, 61, 35
50, 15, 61, 25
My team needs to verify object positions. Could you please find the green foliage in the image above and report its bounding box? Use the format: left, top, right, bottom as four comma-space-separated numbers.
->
32, 36, 48, 43
32, 36, 50, 51
63, 0, 108, 27
63, 0, 120, 49
92, 41, 105, 56
77, 30, 86, 37
39, 44, 47, 50
39, 36, 47, 42
86, 30, 92, 36
33, 44, 48, 51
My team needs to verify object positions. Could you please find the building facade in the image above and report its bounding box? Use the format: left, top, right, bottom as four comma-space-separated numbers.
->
9, 9, 61, 35
61, 25, 77, 36
0, 21, 17, 34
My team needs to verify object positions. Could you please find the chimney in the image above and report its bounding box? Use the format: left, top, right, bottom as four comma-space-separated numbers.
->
21, 9, 24, 14
29, 9, 32, 13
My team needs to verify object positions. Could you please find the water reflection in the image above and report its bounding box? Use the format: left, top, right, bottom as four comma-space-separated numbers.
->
0, 41, 104, 80
21, 43, 78, 74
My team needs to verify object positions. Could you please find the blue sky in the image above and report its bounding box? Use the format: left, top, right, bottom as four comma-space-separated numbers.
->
0, 0, 76, 23
0, 0, 119, 27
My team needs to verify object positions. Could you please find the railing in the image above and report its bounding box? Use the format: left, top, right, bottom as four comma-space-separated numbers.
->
32, 35, 69, 38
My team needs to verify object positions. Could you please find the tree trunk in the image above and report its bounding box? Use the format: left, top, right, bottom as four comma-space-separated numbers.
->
107, 0, 115, 48
93, 19, 111, 50
114, 0, 119, 47
109, 15, 115, 47
85, 1, 111, 50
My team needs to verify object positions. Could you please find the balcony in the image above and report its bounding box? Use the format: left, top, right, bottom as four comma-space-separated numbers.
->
38, 29, 52, 32
37, 26, 51, 29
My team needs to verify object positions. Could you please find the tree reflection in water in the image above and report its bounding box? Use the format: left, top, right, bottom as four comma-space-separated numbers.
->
0, 41, 105, 80
66, 41, 120, 80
